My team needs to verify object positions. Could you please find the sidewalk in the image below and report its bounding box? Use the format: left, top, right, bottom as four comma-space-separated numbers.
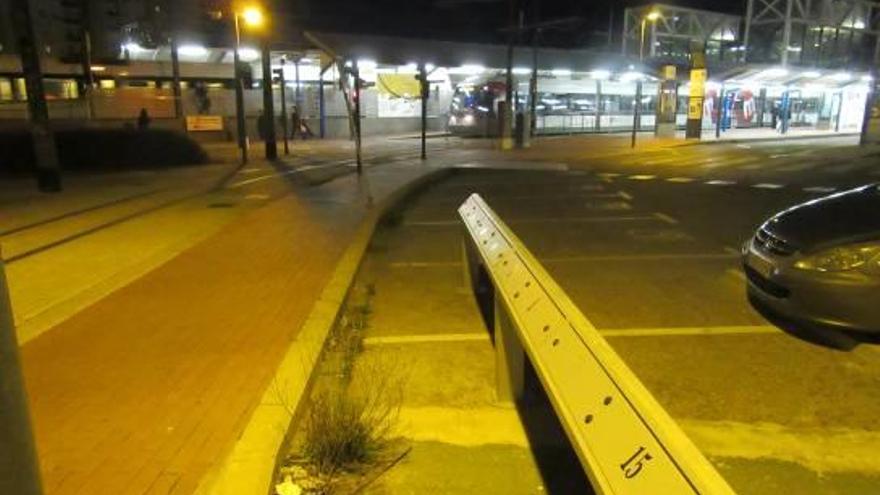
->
16, 157, 451, 494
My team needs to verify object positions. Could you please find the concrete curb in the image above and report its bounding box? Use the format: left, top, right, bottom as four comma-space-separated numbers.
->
194, 165, 454, 495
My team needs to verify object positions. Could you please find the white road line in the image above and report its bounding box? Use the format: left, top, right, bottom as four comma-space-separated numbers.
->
542, 253, 738, 263
753, 183, 784, 189
619, 191, 633, 200
666, 177, 695, 183
402, 215, 664, 227
364, 333, 489, 346
653, 213, 679, 225
706, 180, 736, 186
803, 186, 837, 193
628, 174, 656, 180
600, 325, 779, 337
227, 169, 299, 188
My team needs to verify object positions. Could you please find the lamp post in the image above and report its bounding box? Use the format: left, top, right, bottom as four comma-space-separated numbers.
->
232, 6, 264, 165
632, 10, 661, 148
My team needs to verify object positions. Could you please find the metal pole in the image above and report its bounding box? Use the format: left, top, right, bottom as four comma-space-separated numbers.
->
79, 0, 94, 120
530, 29, 539, 138
419, 62, 428, 160
168, 3, 183, 120
503, 0, 515, 150
640, 18, 647, 61
233, 14, 248, 164
860, 73, 875, 145
0, 251, 44, 495
260, 37, 277, 160
276, 62, 289, 155
631, 80, 642, 148
12, 0, 61, 192
716, 85, 724, 139
354, 62, 362, 173
319, 65, 326, 139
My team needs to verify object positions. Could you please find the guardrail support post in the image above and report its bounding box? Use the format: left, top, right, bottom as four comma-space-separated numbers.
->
0, 253, 43, 495
494, 298, 524, 403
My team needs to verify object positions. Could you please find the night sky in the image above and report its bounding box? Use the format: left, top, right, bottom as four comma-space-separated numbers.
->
288, 0, 748, 47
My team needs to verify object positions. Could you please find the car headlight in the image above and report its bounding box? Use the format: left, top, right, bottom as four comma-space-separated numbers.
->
794, 244, 880, 272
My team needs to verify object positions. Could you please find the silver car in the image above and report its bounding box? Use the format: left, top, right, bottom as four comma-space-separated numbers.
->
743, 184, 880, 333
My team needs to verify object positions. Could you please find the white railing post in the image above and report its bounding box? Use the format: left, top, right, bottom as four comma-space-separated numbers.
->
494, 298, 524, 402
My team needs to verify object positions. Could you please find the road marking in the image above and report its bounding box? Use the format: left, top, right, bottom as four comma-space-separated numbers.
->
653, 213, 679, 225
542, 252, 738, 263
364, 333, 489, 346
628, 174, 656, 180
666, 177, 695, 183
618, 191, 633, 200
726, 268, 747, 282
244, 194, 270, 200
723, 246, 742, 256
681, 419, 880, 474
600, 325, 779, 337
227, 170, 299, 188
390, 261, 463, 268
402, 215, 664, 227
706, 180, 736, 186
753, 183, 784, 189
803, 186, 836, 193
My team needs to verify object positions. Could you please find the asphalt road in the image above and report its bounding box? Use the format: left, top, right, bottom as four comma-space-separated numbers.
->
374, 136, 880, 494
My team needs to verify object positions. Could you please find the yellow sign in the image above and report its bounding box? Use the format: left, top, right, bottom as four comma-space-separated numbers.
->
661, 65, 676, 80
186, 115, 224, 132
687, 97, 704, 119
689, 69, 707, 98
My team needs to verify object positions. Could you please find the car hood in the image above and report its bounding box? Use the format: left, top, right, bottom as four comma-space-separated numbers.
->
763, 184, 880, 252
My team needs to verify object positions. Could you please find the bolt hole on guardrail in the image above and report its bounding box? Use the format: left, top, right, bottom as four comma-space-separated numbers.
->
458, 193, 735, 495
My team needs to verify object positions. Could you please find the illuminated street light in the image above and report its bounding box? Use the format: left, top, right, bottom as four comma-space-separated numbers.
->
640, 10, 662, 61
232, 4, 268, 164
241, 6, 264, 27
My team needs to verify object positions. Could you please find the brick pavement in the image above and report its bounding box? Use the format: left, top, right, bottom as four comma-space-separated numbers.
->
18, 161, 445, 495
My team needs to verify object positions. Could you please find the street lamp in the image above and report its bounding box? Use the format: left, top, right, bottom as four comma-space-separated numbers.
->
232, 4, 265, 164
640, 10, 661, 61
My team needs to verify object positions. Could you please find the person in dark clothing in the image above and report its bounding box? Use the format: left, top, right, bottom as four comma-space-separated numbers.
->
257, 111, 268, 141
137, 108, 151, 130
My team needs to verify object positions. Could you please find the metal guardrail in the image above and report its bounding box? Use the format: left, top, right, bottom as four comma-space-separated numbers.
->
458, 194, 735, 495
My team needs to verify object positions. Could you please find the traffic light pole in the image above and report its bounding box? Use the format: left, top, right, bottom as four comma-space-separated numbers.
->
0, 252, 43, 495
11, 0, 62, 192
275, 61, 289, 155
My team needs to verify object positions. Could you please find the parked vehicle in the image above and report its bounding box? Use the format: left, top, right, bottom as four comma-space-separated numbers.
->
743, 184, 880, 333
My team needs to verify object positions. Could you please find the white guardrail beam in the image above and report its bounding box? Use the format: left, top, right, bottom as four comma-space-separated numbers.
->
458, 193, 735, 495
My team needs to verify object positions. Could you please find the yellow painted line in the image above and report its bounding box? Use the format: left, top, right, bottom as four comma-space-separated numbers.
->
600, 325, 779, 337
628, 174, 657, 180
363, 333, 490, 346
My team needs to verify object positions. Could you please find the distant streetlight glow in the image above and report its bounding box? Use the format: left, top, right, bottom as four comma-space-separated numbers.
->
241, 6, 264, 27
512, 67, 531, 75
646, 11, 661, 21
590, 69, 611, 80
551, 69, 572, 77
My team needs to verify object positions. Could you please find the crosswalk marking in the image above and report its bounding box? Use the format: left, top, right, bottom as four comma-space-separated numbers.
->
628, 174, 656, 180
706, 180, 736, 186
666, 177, 695, 183
753, 183, 784, 189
